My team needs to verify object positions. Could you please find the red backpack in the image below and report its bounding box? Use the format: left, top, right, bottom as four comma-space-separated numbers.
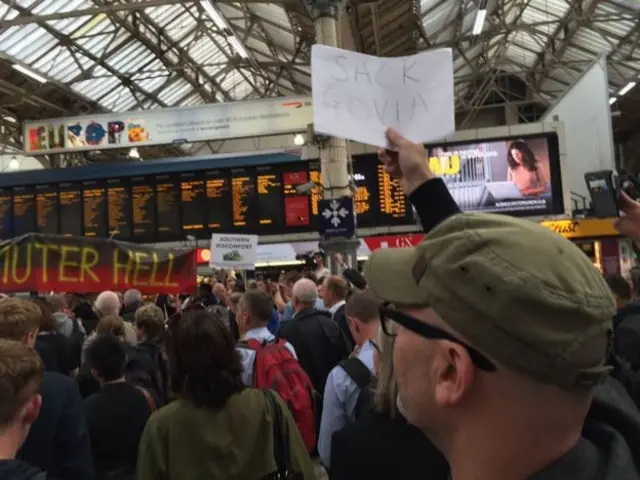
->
241, 338, 316, 452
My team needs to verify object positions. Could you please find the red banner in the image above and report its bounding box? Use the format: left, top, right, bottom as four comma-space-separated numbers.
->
0, 233, 196, 294
363, 234, 425, 251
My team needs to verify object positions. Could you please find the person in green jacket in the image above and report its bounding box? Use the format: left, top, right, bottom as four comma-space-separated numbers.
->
136, 307, 316, 480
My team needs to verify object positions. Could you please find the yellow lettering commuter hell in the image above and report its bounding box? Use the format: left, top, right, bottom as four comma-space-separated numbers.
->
113, 249, 134, 285
133, 251, 151, 286
80, 247, 100, 283
149, 253, 165, 288
164, 253, 179, 287
11, 245, 33, 285
59, 246, 80, 283
33, 244, 59, 282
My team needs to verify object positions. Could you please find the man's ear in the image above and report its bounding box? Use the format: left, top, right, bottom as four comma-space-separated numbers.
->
22, 394, 42, 426
434, 343, 475, 408
347, 316, 360, 334
21, 330, 38, 348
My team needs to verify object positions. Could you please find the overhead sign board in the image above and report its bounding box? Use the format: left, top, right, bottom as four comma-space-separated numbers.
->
318, 197, 355, 237
23, 96, 312, 155
209, 234, 258, 270
540, 218, 619, 239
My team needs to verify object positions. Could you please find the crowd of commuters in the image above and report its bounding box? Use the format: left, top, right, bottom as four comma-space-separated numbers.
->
1, 128, 640, 480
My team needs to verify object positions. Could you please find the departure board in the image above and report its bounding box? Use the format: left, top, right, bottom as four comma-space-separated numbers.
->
230, 169, 255, 228
156, 175, 180, 237
106, 178, 132, 239
180, 173, 206, 232
131, 177, 156, 238
352, 157, 376, 226
376, 164, 411, 223
309, 160, 321, 218
206, 170, 232, 231
35, 184, 58, 235
283, 170, 310, 227
13, 187, 36, 236
256, 165, 283, 228
59, 183, 82, 237
82, 180, 107, 238
0, 189, 12, 239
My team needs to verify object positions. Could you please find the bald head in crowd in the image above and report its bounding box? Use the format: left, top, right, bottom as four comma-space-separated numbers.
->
291, 278, 318, 313
95, 291, 121, 317
123, 289, 142, 309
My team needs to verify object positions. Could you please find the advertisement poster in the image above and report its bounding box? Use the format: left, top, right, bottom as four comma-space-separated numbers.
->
210, 234, 258, 270
427, 135, 555, 214
24, 96, 312, 155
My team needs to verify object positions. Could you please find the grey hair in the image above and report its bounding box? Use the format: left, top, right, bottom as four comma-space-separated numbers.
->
292, 278, 318, 306
123, 289, 142, 307
95, 291, 121, 317
374, 324, 398, 419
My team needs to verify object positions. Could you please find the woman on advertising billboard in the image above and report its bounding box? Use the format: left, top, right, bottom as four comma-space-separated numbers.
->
507, 140, 551, 196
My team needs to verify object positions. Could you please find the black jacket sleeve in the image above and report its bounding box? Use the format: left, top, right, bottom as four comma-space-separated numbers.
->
408, 178, 461, 234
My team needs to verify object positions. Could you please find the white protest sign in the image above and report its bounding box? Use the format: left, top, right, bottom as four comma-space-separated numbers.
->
209, 234, 258, 270
311, 45, 455, 148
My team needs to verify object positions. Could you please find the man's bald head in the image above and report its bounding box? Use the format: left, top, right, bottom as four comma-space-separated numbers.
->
292, 278, 317, 312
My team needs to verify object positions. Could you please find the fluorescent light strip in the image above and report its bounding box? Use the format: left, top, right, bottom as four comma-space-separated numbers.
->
12, 64, 47, 84
618, 81, 637, 96
228, 36, 249, 58
201, 0, 227, 30
609, 97, 617, 105
472, 9, 487, 35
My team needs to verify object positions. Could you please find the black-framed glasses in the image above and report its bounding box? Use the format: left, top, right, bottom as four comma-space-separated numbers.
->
379, 303, 496, 372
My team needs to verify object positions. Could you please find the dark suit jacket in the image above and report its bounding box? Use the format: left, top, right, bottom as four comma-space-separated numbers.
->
332, 304, 355, 352
18, 371, 95, 480
278, 308, 350, 396
330, 412, 449, 480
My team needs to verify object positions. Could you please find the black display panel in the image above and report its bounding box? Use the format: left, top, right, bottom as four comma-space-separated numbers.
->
205, 170, 232, 231
155, 175, 180, 237
131, 177, 156, 239
0, 189, 12, 239
256, 165, 283, 229
59, 183, 82, 237
13, 186, 36, 236
180, 173, 206, 233
106, 178, 132, 239
35, 184, 58, 235
82, 180, 107, 238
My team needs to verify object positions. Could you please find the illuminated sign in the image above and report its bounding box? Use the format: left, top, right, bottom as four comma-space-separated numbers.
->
540, 218, 619, 239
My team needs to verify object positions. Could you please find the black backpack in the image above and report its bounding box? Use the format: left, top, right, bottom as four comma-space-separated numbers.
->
339, 357, 376, 420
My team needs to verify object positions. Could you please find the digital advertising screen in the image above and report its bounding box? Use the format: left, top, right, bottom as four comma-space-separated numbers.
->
425, 132, 563, 216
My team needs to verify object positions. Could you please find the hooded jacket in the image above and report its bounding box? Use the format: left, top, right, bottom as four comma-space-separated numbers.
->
531, 377, 640, 479
0, 459, 47, 480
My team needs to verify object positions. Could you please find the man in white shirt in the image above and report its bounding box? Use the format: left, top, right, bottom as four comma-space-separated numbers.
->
235, 290, 296, 386
318, 290, 379, 468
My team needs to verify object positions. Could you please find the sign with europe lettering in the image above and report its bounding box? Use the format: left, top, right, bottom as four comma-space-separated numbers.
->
311, 44, 455, 148
0, 233, 196, 294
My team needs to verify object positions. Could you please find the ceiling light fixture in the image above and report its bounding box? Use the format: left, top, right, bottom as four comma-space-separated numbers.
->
201, 0, 227, 30
7, 157, 20, 170
472, 9, 487, 35
12, 64, 47, 84
618, 81, 637, 96
129, 147, 141, 159
293, 133, 305, 146
609, 97, 617, 105
228, 36, 249, 58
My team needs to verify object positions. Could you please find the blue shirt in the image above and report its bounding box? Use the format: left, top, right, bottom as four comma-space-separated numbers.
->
282, 299, 325, 322
318, 341, 375, 468
267, 309, 280, 334
237, 327, 297, 386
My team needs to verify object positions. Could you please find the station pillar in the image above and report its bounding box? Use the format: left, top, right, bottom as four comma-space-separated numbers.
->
305, 0, 360, 275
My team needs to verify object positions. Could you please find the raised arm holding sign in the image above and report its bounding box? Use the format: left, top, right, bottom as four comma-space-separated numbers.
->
311, 45, 455, 148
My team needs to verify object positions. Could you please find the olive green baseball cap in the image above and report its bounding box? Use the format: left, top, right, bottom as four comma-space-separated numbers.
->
364, 213, 615, 390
